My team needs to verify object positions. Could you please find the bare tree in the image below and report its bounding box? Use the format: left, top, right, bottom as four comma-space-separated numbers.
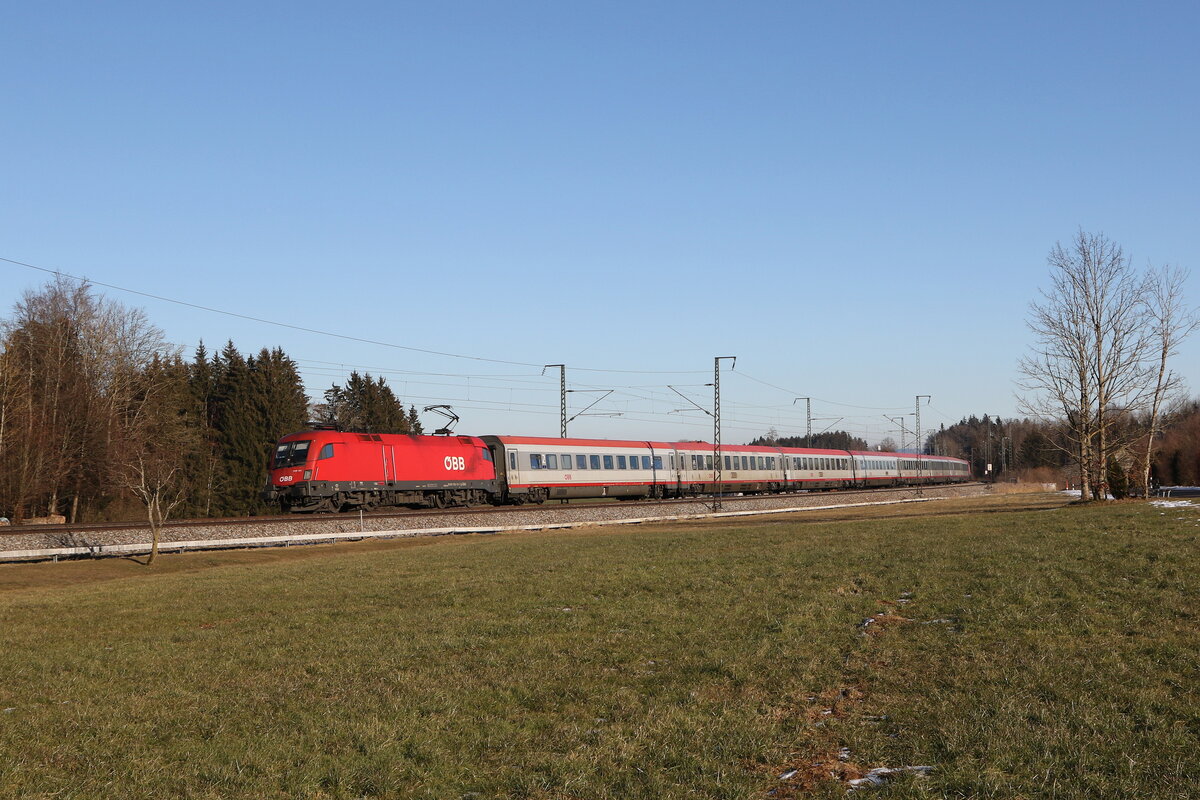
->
0, 277, 172, 522
1019, 236, 1101, 497
113, 357, 196, 565
1138, 266, 1198, 493
1020, 230, 1192, 499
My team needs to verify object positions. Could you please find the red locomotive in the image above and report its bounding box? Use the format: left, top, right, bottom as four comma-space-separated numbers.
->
263, 429, 498, 512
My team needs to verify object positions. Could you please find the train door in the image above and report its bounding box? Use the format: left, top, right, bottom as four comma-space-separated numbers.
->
508, 449, 522, 488
646, 443, 658, 494
379, 443, 390, 483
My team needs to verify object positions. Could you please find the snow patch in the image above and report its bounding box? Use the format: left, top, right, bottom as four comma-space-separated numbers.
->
848, 765, 934, 790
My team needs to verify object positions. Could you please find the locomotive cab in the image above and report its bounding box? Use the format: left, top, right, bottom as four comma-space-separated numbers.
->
263, 435, 330, 510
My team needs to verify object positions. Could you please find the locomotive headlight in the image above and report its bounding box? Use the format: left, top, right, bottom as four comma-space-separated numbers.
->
303, 470, 312, 480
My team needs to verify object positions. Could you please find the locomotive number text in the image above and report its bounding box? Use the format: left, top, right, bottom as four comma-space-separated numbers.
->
444, 456, 466, 471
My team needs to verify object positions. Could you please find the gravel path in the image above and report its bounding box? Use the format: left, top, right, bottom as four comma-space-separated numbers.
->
1, 484, 989, 562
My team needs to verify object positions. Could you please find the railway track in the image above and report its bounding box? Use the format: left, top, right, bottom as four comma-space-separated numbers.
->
0, 484, 985, 537
0, 483, 988, 562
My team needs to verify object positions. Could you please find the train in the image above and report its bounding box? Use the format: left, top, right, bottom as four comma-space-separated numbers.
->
263, 428, 972, 512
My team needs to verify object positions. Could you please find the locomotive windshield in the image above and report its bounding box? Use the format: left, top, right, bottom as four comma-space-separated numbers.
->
273, 440, 311, 468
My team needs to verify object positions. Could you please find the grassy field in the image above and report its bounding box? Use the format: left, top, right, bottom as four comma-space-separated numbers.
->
0, 494, 1197, 798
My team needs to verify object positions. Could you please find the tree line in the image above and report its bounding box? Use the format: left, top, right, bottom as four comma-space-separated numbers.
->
0, 278, 421, 524
928, 406, 1200, 495
751, 403, 1200, 495
748, 430, 869, 451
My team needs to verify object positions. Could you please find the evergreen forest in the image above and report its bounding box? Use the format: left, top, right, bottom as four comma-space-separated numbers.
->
0, 279, 421, 523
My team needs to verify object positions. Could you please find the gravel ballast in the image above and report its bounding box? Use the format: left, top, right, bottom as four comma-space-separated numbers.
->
0, 484, 989, 562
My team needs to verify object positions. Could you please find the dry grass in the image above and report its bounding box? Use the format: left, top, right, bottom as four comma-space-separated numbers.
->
1, 493, 1196, 799
986, 481, 1061, 494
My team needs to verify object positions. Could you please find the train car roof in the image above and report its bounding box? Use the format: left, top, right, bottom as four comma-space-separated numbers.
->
486, 435, 684, 450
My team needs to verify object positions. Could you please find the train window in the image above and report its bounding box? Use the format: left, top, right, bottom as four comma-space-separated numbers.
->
724, 455, 731, 470
670, 454, 675, 469
530, 454, 544, 469
759, 457, 766, 470
705, 455, 713, 470
510, 452, 517, 470
642, 456, 652, 469
740, 456, 747, 470
547, 454, 558, 469
273, 440, 311, 468
591, 455, 601, 470
768, 457, 775, 469
577, 455, 587, 470
690, 455, 697, 470
318, 444, 334, 460
617, 455, 627, 469
481, 448, 493, 462
603, 455, 614, 469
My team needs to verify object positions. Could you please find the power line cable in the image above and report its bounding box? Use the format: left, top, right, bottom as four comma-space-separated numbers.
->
0, 255, 707, 375
732, 370, 915, 411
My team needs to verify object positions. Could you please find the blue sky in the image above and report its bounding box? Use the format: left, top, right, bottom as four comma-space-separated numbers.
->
3, 1, 1197, 446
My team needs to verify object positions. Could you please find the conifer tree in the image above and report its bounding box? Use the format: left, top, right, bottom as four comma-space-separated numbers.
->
319, 372, 412, 434
210, 341, 264, 514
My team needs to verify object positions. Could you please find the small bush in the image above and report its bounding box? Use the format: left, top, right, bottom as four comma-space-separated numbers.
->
1107, 457, 1129, 499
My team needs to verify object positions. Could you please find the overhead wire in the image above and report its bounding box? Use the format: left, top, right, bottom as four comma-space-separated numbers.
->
3, 254, 963, 439
0, 255, 706, 374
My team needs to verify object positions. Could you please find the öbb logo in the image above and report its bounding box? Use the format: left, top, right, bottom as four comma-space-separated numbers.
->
443, 456, 466, 471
